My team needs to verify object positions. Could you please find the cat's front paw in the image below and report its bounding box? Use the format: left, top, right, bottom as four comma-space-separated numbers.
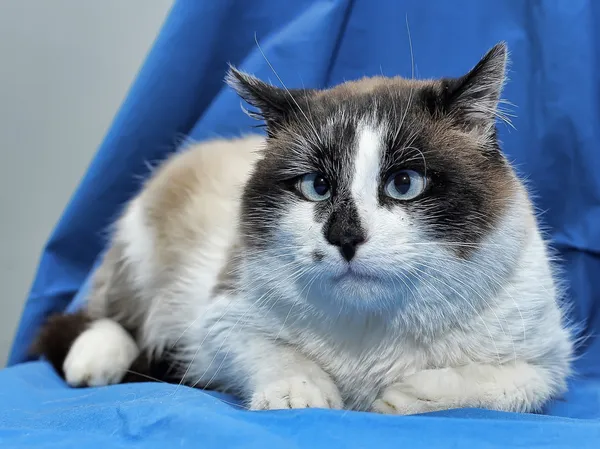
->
372, 368, 458, 415
250, 375, 343, 410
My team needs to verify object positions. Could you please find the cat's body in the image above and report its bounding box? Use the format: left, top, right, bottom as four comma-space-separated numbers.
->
35, 43, 573, 414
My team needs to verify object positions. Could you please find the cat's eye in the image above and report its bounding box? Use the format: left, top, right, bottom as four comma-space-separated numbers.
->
296, 173, 331, 201
384, 170, 426, 200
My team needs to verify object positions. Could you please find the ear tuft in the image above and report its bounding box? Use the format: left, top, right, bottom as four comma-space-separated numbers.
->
226, 66, 302, 133
225, 66, 277, 110
445, 42, 510, 132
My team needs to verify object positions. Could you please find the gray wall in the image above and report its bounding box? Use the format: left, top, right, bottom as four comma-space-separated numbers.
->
0, 1, 173, 365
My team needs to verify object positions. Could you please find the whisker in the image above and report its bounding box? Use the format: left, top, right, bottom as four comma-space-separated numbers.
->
125, 369, 170, 384
408, 262, 503, 363
254, 34, 322, 146
418, 260, 517, 363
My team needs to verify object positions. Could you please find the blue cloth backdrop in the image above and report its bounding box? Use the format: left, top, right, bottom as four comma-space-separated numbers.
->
2, 0, 599, 447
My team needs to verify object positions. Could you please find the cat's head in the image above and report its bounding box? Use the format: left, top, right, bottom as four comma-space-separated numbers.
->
228, 43, 527, 316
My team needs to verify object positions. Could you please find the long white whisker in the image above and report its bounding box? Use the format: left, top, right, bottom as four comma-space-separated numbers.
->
254, 34, 322, 146
417, 261, 513, 363
408, 262, 502, 363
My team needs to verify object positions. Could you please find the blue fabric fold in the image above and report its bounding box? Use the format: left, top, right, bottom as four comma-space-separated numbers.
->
3, 0, 599, 447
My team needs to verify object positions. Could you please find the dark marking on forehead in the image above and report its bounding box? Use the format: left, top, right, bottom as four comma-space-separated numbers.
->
241, 112, 361, 246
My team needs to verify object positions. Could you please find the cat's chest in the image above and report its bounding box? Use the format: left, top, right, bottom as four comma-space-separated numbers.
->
286, 325, 427, 410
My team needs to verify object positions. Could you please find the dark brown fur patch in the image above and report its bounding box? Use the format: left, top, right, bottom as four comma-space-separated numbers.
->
121, 352, 182, 384
30, 311, 91, 378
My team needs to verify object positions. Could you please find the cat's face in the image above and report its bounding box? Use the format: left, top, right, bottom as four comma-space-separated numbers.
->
230, 44, 522, 312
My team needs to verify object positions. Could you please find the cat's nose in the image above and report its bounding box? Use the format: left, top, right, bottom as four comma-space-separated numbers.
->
328, 234, 366, 262
325, 207, 367, 262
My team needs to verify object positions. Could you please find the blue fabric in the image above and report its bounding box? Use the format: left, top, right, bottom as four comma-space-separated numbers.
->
3, 0, 600, 447
0, 363, 599, 448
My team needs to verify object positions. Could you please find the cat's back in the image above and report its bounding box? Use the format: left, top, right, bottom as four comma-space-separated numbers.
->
115, 134, 264, 292
140, 135, 264, 252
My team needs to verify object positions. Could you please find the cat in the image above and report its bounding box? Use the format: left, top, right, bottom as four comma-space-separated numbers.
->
33, 42, 574, 414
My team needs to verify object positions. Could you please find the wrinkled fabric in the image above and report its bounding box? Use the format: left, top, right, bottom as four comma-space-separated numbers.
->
3, 0, 600, 447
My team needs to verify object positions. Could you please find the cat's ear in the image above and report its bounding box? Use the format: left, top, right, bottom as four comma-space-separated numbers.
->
443, 43, 508, 133
226, 66, 311, 135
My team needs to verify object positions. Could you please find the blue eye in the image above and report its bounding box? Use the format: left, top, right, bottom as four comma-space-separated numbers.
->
296, 173, 331, 201
384, 170, 426, 200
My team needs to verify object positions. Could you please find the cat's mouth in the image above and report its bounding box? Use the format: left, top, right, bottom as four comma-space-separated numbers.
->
331, 267, 380, 283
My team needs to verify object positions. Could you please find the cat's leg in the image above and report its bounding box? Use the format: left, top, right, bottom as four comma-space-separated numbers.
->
199, 327, 343, 410
246, 346, 344, 410
371, 361, 556, 414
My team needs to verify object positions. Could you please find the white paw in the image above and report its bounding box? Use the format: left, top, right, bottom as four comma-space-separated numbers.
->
372, 387, 437, 415
250, 375, 343, 410
372, 368, 460, 415
63, 319, 139, 387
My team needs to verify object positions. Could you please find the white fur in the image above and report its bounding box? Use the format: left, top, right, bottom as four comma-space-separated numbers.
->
351, 124, 383, 209
63, 319, 139, 387
120, 198, 155, 289
372, 361, 553, 414
77, 134, 572, 414
250, 375, 343, 410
